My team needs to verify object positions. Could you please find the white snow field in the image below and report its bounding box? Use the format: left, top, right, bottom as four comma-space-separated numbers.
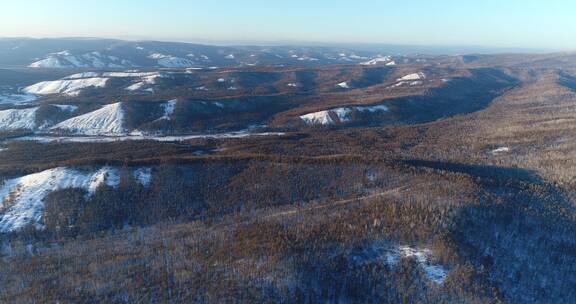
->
0, 167, 120, 232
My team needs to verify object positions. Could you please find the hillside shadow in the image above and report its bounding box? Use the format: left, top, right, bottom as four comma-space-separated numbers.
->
559, 72, 576, 91
402, 158, 576, 303
322, 68, 520, 130
401, 159, 541, 185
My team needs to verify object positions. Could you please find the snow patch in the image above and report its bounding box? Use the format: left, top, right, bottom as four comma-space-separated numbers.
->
133, 168, 152, 187
125, 82, 147, 91
125, 73, 166, 92
65, 72, 101, 79
158, 100, 177, 121
398, 72, 426, 81
51, 104, 78, 112
397, 246, 448, 284
360, 56, 393, 66
491, 147, 510, 154
350, 243, 448, 285
337, 82, 350, 89
389, 80, 422, 88
148, 53, 167, 59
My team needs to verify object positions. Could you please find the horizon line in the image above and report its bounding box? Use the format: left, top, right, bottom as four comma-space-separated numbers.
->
0, 36, 566, 54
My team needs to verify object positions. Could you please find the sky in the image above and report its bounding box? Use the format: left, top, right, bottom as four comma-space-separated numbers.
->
1, 0, 575, 50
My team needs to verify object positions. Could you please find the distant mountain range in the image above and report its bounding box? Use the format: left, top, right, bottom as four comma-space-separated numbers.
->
0, 38, 395, 69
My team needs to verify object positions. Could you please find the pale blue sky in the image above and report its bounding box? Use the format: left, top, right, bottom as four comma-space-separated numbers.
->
1, 0, 575, 50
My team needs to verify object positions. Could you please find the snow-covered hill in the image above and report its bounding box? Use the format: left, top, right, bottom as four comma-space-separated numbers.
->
0, 92, 37, 105
0, 107, 39, 131
301, 108, 351, 125
148, 53, 196, 67
21, 70, 172, 97
124, 73, 168, 92
360, 56, 395, 66
51, 102, 126, 135
300, 104, 389, 125
29, 51, 136, 68
0, 104, 83, 131
23, 77, 109, 96
0, 167, 120, 232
